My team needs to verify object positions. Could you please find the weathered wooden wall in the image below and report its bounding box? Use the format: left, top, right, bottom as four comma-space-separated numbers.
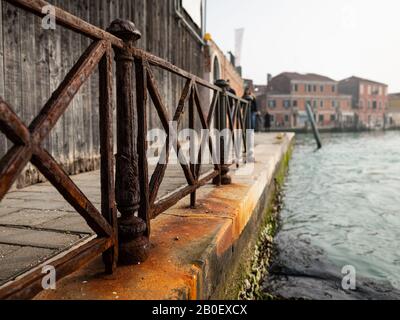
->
0, 0, 205, 188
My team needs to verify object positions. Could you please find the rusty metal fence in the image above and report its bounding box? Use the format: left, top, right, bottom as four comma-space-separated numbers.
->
0, 0, 250, 299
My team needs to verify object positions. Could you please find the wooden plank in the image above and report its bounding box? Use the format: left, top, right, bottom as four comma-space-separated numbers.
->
69, 0, 83, 174
5, 0, 123, 48
49, 0, 64, 164
79, 0, 92, 170
3, 2, 24, 188
3, 2, 22, 124
135, 57, 151, 236
0, 1, 7, 159
29, 40, 107, 143
90, 0, 101, 160
19, 3, 38, 185
61, 0, 74, 173
34, 2, 51, 158
0, 98, 31, 145
99, 47, 117, 273
0, 145, 32, 201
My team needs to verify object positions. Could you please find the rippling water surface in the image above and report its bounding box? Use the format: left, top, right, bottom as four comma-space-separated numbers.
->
265, 131, 400, 300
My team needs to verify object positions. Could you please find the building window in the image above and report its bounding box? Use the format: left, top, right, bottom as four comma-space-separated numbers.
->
373, 101, 377, 109
320, 100, 324, 108
307, 85, 312, 92
332, 85, 336, 93
313, 100, 317, 108
293, 100, 298, 107
313, 85, 317, 92
285, 115, 289, 122
320, 85, 324, 92
319, 114, 324, 123
284, 100, 291, 108
332, 100, 336, 108
268, 100, 277, 108
331, 115, 336, 122
293, 84, 298, 92
270, 115, 275, 123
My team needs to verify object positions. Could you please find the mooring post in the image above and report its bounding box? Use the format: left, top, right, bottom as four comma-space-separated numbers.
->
213, 79, 232, 185
107, 19, 150, 265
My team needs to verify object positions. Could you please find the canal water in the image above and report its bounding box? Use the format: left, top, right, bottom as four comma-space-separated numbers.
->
264, 131, 400, 300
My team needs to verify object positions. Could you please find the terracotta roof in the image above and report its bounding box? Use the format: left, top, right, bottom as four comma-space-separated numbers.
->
277, 72, 336, 82
340, 76, 387, 86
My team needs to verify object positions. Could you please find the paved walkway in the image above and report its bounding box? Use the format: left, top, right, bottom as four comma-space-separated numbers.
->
0, 162, 214, 285
0, 133, 278, 287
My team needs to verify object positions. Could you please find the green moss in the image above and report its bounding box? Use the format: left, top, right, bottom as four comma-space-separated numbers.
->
235, 141, 294, 301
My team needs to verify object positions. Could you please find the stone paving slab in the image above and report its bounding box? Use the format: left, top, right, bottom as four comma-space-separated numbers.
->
0, 244, 55, 282
0, 210, 69, 227
38, 214, 93, 234
0, 227, 84, 249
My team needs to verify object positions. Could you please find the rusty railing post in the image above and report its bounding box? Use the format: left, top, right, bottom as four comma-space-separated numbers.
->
108, 20, 150, 265
213, 79, 232, 185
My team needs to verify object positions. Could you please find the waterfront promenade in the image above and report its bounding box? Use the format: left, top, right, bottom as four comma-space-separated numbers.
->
0, 132, 294, 300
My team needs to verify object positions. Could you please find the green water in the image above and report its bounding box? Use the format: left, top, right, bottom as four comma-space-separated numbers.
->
268, 131, 400, 299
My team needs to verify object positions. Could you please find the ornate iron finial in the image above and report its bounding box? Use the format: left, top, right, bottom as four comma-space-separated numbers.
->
107, 19, 141, 44
215, 79, 229, 90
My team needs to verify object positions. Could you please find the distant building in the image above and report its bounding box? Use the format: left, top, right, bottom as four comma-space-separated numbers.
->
338, 77, 388, 129
256, 72, 353, 130
204, 39, 245, 97
387, 93, 400, 128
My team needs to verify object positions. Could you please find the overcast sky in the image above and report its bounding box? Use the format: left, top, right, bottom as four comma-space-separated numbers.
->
206, 0, 400, 92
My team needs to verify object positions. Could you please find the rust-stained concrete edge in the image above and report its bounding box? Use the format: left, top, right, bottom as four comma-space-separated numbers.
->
34, 133, 295, 300
191, 133, 295, 300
